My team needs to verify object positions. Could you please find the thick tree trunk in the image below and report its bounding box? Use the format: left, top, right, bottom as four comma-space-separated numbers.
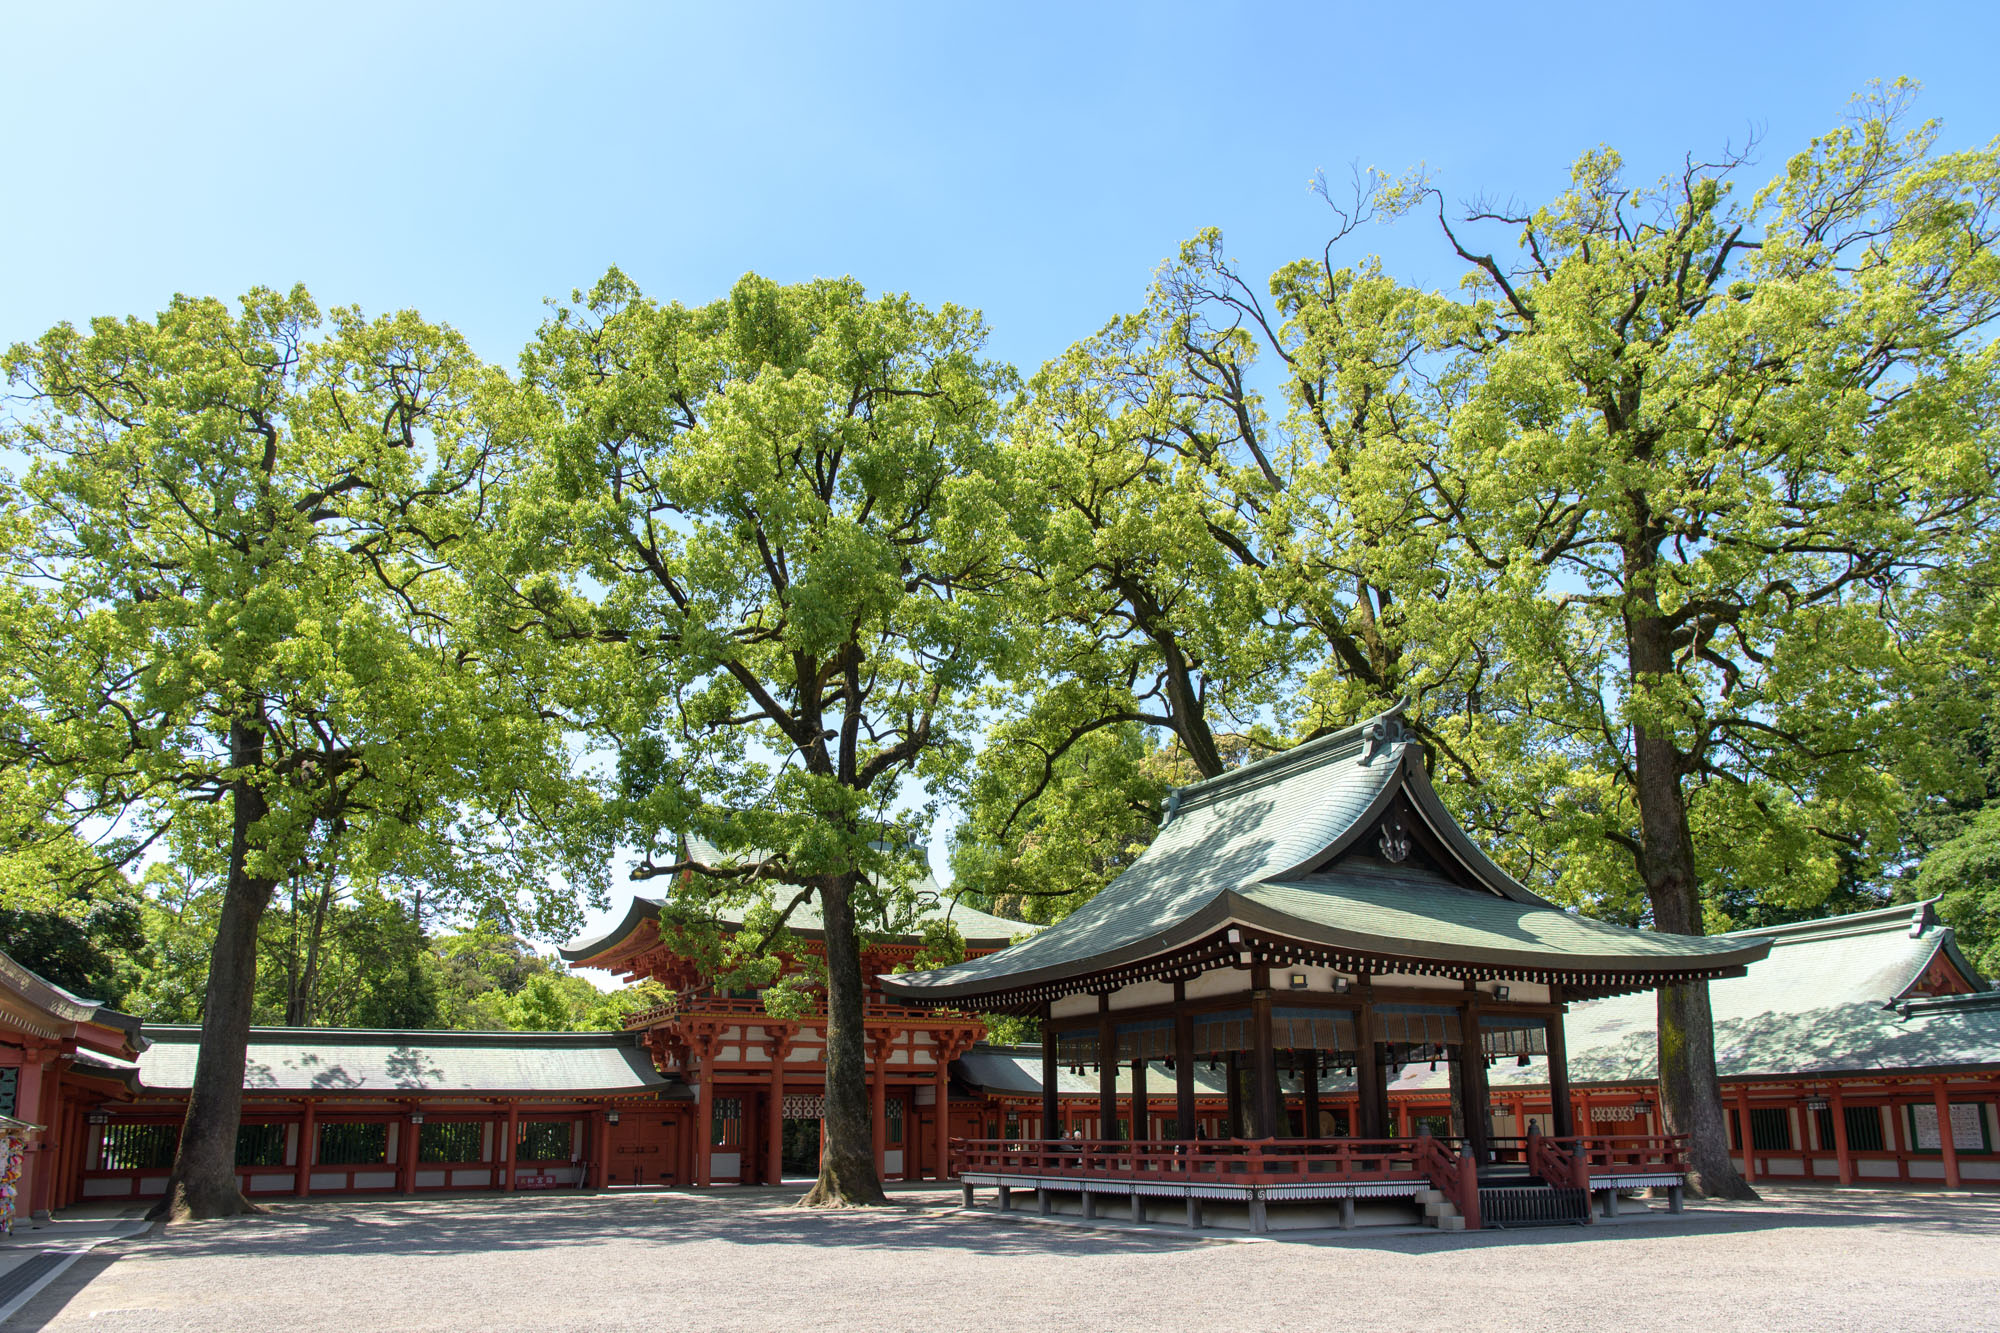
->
798, 871, 887, 1207
1629, 646, 1756, 1201
149, 718, 278, 1221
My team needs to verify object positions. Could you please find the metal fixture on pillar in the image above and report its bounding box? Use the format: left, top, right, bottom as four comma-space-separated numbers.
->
607, 1109, 621, 1126
1493, 984, 1511, 1001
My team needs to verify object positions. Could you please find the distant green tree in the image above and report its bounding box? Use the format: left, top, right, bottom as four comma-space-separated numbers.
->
500, 269, 1019, 1206
1912, 802, 2000, 978
0, 288, 595, 1218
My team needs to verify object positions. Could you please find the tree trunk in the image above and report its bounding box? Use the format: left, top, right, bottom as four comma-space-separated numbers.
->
797, 871, 887, 1207
1628, 632, 1756, 1201
149, 717, 278, 1221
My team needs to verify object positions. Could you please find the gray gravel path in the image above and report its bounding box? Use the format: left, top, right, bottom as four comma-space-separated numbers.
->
9, 1186, 1998, 1333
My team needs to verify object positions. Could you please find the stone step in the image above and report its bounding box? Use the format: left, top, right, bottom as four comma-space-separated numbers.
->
1413, 1188, 1445, 1205
1435, 1214, 1467, 1232
1423, 1198, 1458, 1219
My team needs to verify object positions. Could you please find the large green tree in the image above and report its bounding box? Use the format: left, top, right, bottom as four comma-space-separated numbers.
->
500, 270, 1017, 1205
0, 289, 593, 1218
1363, 88, 2000, 1194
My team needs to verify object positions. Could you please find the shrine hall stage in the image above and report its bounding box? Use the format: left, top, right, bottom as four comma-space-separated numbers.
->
10, 1185, 1998, 1332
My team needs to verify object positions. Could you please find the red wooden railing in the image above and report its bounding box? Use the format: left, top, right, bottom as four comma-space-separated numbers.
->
950, 1134, 1483, 1222
1526, 1130, 1687, 1191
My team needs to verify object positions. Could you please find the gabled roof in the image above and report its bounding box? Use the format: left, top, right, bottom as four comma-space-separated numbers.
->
563, 841, 1036, 965
880, 709, 1769, 1006
1477, 899, 2000, 1086
137, 1026, 686, 1099
0, 947, 148, 1056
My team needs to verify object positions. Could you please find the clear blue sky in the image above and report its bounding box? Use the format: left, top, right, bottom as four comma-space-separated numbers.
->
6, 2, 1996, 953
5, 2, 1997, 379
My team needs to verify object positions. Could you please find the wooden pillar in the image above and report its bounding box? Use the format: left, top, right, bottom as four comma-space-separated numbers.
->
1250, 964, 1277, 1139
1097, 993, 1118, 1141
1130, 1058, 1148, 1143
1734, 1086, 1755, 1184
1461, 985, 1491, 1164
1356, 981, 1383, 1138
1827, 1088, 1853, 1186
870, 1052, 888, 1178
591, 1111, 610, 1189
502, 1100, 520, 1192
1934, 1078, 1962, 1189
933, 1051, 952, 1180
27, 1069, 62, 1217
294, 1101, 316, 1197
768, 1075, 786, 1188
1173, 985, 1196, 1140
1545, 994, 1575, 1138
398, 1110, 421, 1195
1042, 1005, 1060, 1144
1302, 1049, 1321, 1139
1224, 1052, 1243, 1138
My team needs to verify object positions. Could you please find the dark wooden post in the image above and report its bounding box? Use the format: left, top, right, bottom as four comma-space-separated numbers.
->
502, 1099, 521, 1192
1174, 984, 1196, 1140
1041, 1004, 1059, 1143
1302, 1049, 1321, 1138
1356, 983, 1383, 1139
294, 1099, 316, 1198
1545, 987, 1575, 1138
398, 1108, 420, 1195
1461, 986, 1491, 1165
1131, 1058, 1148, 1143
1829, 1087, 1853, 1186
1250, 963, 1277, 1139
1224, 1052, 1243, 1138
1097, 993, 1119, 1141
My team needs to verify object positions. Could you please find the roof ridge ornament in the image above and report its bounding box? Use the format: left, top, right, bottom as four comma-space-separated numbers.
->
1360, 709, 1407, 764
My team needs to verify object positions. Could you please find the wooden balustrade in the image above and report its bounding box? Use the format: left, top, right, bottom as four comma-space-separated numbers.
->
1525, 1129, 1686, 1189
951, 1136, 1447, 1188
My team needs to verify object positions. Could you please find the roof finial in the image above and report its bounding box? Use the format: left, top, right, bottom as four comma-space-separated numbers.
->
1360, 702, 1408, 764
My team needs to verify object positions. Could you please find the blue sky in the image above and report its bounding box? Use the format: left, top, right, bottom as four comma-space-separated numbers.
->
5, 1, 1996, 953
6, 2, 1997, 379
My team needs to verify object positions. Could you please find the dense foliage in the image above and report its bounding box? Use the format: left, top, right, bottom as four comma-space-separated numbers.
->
0, 85, 1994, 1213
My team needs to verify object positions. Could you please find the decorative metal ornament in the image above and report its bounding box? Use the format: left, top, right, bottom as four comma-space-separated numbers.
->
1378, 818, 1411, 863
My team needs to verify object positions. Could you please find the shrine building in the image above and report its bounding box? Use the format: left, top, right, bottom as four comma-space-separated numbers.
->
7, 709, 2000, 1228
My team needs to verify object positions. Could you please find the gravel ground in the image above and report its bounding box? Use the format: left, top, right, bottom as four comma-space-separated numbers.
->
10, 1185, 1998, 1333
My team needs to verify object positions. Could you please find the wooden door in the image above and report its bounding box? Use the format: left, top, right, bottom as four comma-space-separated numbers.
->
608, 1112, 683, 1187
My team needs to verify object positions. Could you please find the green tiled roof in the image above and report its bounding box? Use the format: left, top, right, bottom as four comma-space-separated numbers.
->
137, 1026, 686, 1098
1510, 901, 2000, 1085
957, 903, 2000, 1102
881, 710, 1769, 1005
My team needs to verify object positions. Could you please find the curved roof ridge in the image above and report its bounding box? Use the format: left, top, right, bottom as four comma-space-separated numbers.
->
1169, 704, 1407, 817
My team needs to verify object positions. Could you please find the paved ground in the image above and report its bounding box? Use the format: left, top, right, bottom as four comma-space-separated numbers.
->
7, 1185, 1999, 1332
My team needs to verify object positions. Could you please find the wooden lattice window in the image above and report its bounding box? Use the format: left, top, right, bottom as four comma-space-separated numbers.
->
886, 1097, 903, 1145
318, 1121, 388, 1165
711, 1098, 743, 1148
235, 1123, 287, 1167
421, 1121, 485, 1163
1814, 1105, 1886, 1153
1735, 1107, 1792, 1151
100, 1122, 178, 1170
516, 1120, 574, 1162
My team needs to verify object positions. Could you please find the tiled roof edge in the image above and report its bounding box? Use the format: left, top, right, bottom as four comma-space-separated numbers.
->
141, 1025, 650, 1048
1714, 899, 1937, 945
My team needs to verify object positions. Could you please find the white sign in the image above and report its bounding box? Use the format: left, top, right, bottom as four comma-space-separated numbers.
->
1910, 1102, 1985, 1152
